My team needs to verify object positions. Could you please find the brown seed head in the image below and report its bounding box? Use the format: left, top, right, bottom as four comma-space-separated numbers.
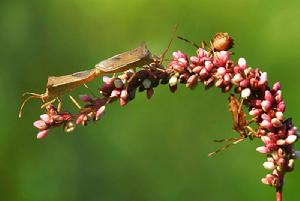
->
213, 32, 234, 51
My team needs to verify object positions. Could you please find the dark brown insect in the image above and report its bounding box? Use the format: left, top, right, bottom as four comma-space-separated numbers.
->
208, 94, 252, 157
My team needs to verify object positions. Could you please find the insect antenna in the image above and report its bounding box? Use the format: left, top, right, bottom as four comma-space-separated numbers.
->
177, 36, 200, 49
19, 93, 43, 118
159, 24, 178, 64
213, 137, 243, 143
208, 138, 244, 157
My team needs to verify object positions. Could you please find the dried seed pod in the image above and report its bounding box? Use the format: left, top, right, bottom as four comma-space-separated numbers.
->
213, 32, 234, 51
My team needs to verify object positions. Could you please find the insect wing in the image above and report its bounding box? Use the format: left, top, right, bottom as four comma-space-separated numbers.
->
95, 42, 154, 73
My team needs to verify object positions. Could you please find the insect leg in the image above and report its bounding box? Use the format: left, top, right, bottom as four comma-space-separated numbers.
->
201, 40, 207, 48
22, 92, 43, 97
160, 24, 178, 64
69, 95, 81, 110
57, 97, 62, 112
41, 99, 57, 109
83, 84, 96, 97
19, 95, 42, 118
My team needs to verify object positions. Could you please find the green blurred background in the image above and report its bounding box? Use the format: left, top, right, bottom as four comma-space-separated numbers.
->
1, 0, 300, 200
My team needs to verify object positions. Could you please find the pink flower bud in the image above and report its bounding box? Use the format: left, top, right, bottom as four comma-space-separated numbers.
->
169, 76, 178, 87
120, 98, 127, 106
288, 127, 298, 136
204, 61, 214, 71
241, 88, 251, 98
213, 51, 229, 67
36, 130, 49, 139
261, 113, 271, 121
261, 174, 278, 186
96, 106, 106, 120
173, 51, 186, 60
260, 120, 273, 130
110, 89, 121, 98
287, 159, 295, 171
275, 112, 284, 121
263, 161, 275, 170
238, 58, 247, 70
146, 88, 154, 99
258, 72, 268, 86
76, 114, 85, 125
223, 73, 231, 84
256, 146, 270, 154
244, 68, 251, 76
33, 120, 47, 130
264, 91, 273, 102
192, 66, 202, 74
40, 114, 51, 124
261, 100, 272, 112
277, 101, 285, 112
286, 135, 297, 144
217, 67, 226, 76
261, 136, 271, 144
186, 75, 198, 88
271, 118, 282, 128
197, 48, 208, 58
103, 76, 111, 84
239, 79, 249, 88
173, 65, 186, 73
199, 68, 209, 79
249, 108, 261, 116
120, 89, 128, 100
178, 58, 188, 66
79, 94, 93, 102
231, 73, 243, 85
276, 139, 286, 146
190, 56, 200, 64
275, 90, 282, 102
261, 178, 270, 186
272, 82, 281, 91
215, 78, 223, 87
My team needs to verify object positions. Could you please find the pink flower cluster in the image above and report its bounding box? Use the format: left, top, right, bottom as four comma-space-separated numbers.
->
166, 46, 299, 190
30, 32, 299, 200
33, 105, 73, 139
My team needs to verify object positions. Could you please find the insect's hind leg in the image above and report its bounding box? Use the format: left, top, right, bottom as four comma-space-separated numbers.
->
69, 95, 81, 110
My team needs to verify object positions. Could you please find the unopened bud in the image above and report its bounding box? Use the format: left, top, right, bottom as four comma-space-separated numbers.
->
169, 76, 178, 87
113, 78, 124, 89
286, 135, 297, 144
36, 130, 49, 139
241, 88, 251, 98
212, 32, 234, 51
64, 121, 76, 133
263, 161, 275, 170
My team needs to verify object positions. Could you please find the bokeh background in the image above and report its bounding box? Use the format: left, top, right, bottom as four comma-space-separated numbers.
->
1, 0, 300, 200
